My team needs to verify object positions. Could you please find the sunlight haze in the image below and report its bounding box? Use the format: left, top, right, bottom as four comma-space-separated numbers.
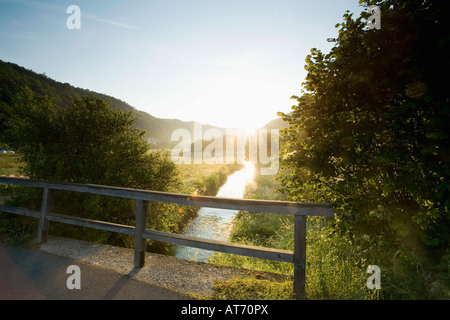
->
0, 0, 364, 130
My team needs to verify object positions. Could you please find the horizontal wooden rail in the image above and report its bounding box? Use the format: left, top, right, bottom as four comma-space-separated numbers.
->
142, 229, 294, 263
0, 204, 293, 263
0, 204, 41, 219
0, 177, 334, 299
0, 177, 333, 217
0, 205, 135, 235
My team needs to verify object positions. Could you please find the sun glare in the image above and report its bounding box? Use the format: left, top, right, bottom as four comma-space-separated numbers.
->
243, 161, 256, 183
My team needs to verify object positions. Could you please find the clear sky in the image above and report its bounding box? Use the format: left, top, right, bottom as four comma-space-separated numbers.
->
0, 0, 365, 130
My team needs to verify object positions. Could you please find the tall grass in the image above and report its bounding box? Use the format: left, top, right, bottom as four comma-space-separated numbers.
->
177, 163, 243, 196
3, 154, 448, 299
174, 163, 243, 226
0, 154, 243, 251
0, 154, 25, 176
209, 215, 376, 299
208, 168, 450, 300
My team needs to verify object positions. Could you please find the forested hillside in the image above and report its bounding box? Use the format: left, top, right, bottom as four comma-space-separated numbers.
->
0, 59, 222, 148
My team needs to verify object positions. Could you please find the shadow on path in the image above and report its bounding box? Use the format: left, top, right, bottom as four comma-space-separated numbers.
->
0, 240, 192, 300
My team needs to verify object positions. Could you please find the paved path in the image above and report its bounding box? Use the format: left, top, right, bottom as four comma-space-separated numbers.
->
0, 241, 192, 300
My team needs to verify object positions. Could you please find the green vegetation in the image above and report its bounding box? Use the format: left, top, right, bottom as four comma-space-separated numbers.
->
209, 169, 449, 300
277, 0, 449, 299
177, 163, 243, 196
210, 278, 293, 300
1, 94, 175, 250
210, 0, 450, 300
0, 59, 243, 252
1, 0, 448, 301
171, 163, 243, 239
0, 93, 240, 254
280, 0, 450, 256
0, 153, 24, 176
0, 59, 224, 148
208, 169, 297, 299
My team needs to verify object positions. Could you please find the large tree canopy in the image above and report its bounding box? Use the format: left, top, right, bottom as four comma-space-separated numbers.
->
4, 94, 181, 246
7, 94, 178, 189
278, 0, 450, 258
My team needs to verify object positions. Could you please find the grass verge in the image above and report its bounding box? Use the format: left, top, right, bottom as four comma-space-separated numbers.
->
208, 168, 450, 300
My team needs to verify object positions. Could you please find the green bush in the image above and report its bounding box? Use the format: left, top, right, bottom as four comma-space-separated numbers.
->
275, 0, 450, 299
1, 94, 181, 250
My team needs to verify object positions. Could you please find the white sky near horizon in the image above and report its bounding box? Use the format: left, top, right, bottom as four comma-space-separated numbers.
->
0, 0, 365, 131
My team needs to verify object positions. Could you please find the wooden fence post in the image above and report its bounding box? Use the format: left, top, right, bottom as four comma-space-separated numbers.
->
293, 214, 306, 300
37, 187, 54, 244
134, 199, 148, 268
0, 177, 333, 294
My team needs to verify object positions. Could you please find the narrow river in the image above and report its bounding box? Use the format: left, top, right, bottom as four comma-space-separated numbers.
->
174, 162, 255, 262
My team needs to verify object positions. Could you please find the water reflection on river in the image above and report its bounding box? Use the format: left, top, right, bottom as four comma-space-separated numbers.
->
174, 162, 255, 262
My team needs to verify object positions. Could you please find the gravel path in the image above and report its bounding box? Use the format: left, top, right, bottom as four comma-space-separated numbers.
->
39, 236, 289, 298
0, 241, 189, 300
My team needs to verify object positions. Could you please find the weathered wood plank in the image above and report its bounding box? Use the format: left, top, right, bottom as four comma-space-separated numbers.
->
46, 213, 135, 235
0, 176, 335, 300
41, 212, 294, 263
134, 200, 148, 268
37, 188, 53, 244
0, 177, 333, 217
0, 204, 41, 218
293, 215, 307, 300
143, 228, 294, 263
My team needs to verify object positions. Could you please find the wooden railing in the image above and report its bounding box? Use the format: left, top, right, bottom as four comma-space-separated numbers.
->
0, 177, 334, 299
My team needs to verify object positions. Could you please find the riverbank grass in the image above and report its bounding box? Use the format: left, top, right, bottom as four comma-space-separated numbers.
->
207, 169, 450, 300
207, 168, 376, 300
210, 277, 293, 300
0, 153, 25, 176
177, 163, 243, 195
0, 153, 243, 252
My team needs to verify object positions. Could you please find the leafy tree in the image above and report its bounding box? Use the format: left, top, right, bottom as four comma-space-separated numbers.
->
4, 94, 181, 248
278, 0, 450, 263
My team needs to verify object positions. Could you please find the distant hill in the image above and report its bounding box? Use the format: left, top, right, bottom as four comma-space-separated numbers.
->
260, 116, 288, 131
0, 59, 223, 148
